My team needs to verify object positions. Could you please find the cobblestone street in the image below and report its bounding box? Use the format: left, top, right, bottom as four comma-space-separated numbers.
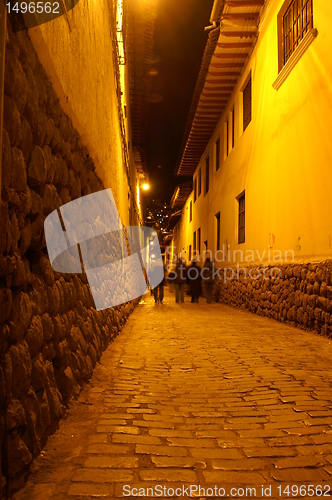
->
13, 288, 332, 500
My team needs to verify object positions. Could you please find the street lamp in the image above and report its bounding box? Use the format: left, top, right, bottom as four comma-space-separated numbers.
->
141, 183, 150, 191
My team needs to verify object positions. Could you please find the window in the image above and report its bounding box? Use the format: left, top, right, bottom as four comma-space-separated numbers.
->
232, 107, 235, 149
238, 192, 245, 244
282, 0, 313, 66
215, 212, 220, 251
243, 78, 252, 132
215, 138, 220, 171
194, 177, 197, 202
226, 119, 229, 157
193, 231, 196, 252
205, 157, 209, 195
198, 169, 201, 197
189, 200, 192, 222
197, 228, 201, 256
189, 245, 192, 261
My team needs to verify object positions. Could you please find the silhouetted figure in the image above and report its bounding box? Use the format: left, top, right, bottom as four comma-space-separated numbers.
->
187, 260, 201, 303
202, 257, 215, 304
153, 265, 166, 304
174, 258, 187, 303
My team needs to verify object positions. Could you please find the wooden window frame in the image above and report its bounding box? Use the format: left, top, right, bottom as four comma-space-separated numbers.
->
237, 192, 245, 245
215, 212, 220, 251
279, 0, 313, 69
232, 107, 235, 149
205, 156, 209, 195
243, 78, 252, 132
198, 168, 201, 197
215, 137, 220, 171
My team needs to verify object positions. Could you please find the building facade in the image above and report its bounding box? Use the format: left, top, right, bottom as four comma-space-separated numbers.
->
172, 0, 332, 268
170, 0, 332, 336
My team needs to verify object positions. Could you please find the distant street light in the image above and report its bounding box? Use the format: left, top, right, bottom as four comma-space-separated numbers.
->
142, 183, 150, 191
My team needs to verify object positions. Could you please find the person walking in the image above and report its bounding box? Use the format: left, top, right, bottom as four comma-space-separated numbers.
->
187, 259, 201, 303
153, 264, 166, 304
174, 258, 187, 303
202, 257, 215, 304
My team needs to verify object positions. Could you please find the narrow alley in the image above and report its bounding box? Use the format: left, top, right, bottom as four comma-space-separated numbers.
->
13, 289, 332, 500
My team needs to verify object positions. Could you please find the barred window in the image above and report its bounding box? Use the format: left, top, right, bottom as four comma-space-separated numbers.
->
283, 0, 313, 65
243, 78, 251, 132
205, 157, 209, 195
215, 138, 220, 171
238, 193, 245, 245
215, 212, 220, 251
232, 107, 235, 149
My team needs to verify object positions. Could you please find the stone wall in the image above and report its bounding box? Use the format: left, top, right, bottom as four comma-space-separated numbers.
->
213, 261, 332, 337
0, 27, 137, 495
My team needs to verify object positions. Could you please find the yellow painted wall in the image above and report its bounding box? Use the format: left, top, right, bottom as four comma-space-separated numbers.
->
28, 0, 138, 226
174, 0, 332, 266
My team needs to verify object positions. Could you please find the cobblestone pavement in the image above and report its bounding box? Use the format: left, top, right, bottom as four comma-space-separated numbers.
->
12, 288, 332, 500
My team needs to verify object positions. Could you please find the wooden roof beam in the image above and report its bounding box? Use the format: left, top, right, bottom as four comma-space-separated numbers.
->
211, 63, 244, 68
202, 93, 232, 97
220, 31, 257, 37
213, 53, 249, 58
225, 0, 264, 6
222, 12, 259, 19
217, 42, 253, 48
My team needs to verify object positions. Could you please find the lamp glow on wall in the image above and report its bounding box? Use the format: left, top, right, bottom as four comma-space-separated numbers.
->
136, 181, 150, 216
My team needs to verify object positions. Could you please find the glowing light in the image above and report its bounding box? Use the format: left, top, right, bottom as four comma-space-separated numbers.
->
142, 183, 150, 191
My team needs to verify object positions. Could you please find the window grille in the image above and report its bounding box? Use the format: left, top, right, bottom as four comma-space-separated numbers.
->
243, 78, 252, 131
216, 138, 220, 171
238, 193, 245, 244
205, 157, 209, 195
215, 212, 220, 251
283, 0, 313, 65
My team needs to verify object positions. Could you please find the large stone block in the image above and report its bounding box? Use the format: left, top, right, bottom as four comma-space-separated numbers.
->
3, 95, 22, 147
27, 145, 47, 186
34, 109, 47, 147
41, 313, 54, 343
2, 129, 11, 189
19, 117, 33, 163
26, 316, 44, 358
28, 275, 48, 315
6, 433, 32, 480
31, 355, 47, 393
55, 365, 76, 406
9, 341, 32, 398
68, 325, 87, 354
4, 47, 28, 116
22, 387, 42, 456
5, 398, 27, 432
0, 286, 12, 325
39, 183, 58, 214
19, 218, 32, 255
8, 291, 32, 342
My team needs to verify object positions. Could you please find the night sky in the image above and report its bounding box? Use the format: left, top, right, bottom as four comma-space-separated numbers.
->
146, 0, 214, 204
